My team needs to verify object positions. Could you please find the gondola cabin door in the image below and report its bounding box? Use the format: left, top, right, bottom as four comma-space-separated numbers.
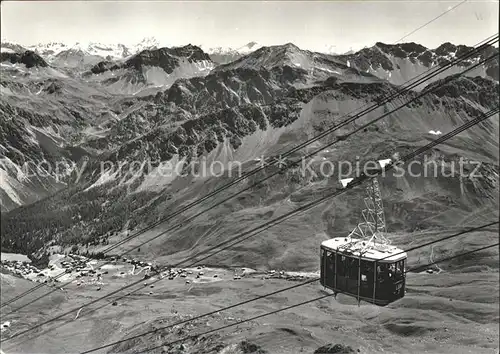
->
320, 237, 407, 306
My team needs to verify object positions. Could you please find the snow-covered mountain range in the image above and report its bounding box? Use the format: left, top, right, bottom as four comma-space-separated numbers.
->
0, 38, 355, 68
1, 38, 266, 63
1, 37, 161, 62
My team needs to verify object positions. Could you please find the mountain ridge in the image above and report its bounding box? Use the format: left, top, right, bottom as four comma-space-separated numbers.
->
0, 39, 498, 265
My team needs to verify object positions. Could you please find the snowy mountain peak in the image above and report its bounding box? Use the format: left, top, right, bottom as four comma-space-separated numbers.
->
236, 41, 262, 54
204, 41, 262, 55
212, 42, 323, 74
134, 36, 160, 48
128, 37, 160, 55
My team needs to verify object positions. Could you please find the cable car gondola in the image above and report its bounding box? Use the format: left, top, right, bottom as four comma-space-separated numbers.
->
320, 237, 406, 306
320, 158, 406, 306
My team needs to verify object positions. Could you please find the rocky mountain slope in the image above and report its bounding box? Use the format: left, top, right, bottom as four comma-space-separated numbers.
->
84, 44, 215, 95
0, 40, 498, 268
337, 41, 499, 86
0, 43, 216, 212
0, 50, 48, 68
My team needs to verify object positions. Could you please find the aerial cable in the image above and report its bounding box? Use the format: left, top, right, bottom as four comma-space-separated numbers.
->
94, 35, 500, 254
146, 244, 499, 354
3, 104, 497, 344
3, 33, 496, 309
145, 242, 499, 354
2, 45, 496, 326
2, 48, 497, 321
394, 0, 468, 44
77, 235, 498, 354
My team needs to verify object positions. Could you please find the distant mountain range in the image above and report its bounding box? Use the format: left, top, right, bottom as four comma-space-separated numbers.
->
1, 37, 160, 60
0, 38, 346, 66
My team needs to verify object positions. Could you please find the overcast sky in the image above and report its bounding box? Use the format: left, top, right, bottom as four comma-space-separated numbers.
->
1, 0, 498, 53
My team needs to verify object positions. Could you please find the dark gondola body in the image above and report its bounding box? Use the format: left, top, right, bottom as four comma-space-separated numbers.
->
320, 237, 406, 306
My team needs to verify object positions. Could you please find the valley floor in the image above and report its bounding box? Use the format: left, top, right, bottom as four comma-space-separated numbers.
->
1, 261, 498, 354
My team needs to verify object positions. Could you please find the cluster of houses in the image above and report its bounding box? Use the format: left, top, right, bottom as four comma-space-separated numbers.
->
156, 265, 245, 284
0, 259, 42, 280
1, 254, 98, 283
2, 252, 306, 290
112, 256, 155, 270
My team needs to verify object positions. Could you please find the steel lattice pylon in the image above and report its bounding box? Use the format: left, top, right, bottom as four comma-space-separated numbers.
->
346, 177, 390, 248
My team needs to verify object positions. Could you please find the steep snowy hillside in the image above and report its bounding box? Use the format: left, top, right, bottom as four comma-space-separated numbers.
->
336, 42, 499, 86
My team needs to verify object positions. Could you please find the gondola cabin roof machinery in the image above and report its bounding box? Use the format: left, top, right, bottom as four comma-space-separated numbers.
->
320, 157, 408, 306
321, 238, 407, 263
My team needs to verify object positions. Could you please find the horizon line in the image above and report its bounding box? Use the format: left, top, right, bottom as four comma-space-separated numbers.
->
1, 37, 498, 55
